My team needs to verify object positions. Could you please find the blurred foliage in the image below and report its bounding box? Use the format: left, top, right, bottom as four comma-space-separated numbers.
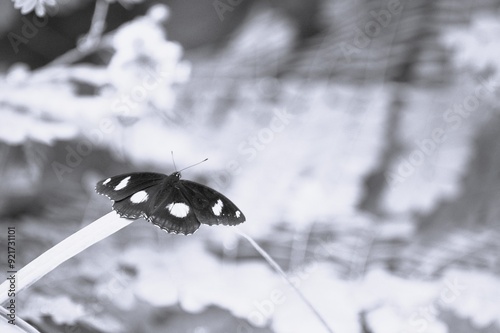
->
1, 0, 500, 332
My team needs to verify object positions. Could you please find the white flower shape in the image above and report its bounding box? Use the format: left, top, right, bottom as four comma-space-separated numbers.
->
11, 0, 56, 16
443, 13, 500, 73
107, 6, 190, 116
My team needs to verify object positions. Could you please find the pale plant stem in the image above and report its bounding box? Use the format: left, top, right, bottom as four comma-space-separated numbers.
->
233, 228, 334, 333
1, 306, 41, 333
0, 212, 133, 304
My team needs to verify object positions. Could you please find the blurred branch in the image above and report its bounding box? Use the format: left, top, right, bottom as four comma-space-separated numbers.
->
44, 0, 110, 68
86, 0, 109, 46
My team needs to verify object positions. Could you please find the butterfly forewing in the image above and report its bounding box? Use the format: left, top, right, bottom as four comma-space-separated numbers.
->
95, 172, 166, 201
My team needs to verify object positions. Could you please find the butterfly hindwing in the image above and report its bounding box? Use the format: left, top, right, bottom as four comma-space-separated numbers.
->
95, 172, 166, 201
111, 184, 163, 220
178, 180, 246, 226
146, 186, 201, 235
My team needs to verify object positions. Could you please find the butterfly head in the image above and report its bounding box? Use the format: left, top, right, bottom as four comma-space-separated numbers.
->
168, 171, 182, 182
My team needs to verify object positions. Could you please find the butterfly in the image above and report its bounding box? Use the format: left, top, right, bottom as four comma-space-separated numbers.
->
95, 171, 246, 235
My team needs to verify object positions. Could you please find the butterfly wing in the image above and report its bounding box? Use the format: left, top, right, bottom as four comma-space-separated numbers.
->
178, 180, 246, 226
96, 172, 245, 235
95, 172, 166, 220
95, 172, 166, 201
145, 186, 201, 235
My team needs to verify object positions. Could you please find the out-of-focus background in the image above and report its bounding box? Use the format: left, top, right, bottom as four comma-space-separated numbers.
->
1, 0, 500, 332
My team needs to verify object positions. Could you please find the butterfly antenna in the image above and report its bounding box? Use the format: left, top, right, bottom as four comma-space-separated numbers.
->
179, 158, 208, 173
171, 151, 178, 171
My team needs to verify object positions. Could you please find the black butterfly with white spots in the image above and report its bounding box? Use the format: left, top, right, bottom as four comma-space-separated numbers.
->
95, 171, 245, 235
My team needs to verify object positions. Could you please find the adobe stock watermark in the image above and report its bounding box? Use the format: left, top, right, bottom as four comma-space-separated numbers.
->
213, 0, 244, 21
51, 68, 183, 182
406, 277, 466, 332
211, 107, 296, 190
386, 76, 498, 188
338, 0, 403, 63
236, 263, 319, 332
8, 0, 70, 54
51, 118, 115, 182
111, 67, 190, 125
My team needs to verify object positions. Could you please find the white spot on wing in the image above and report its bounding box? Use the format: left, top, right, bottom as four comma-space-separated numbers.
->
166, 202, 190, 218
236, 211, 241, 218
212, 199, 223, 216
114, 176, 131, 190
130, 190, 148, 203
103, 178, 111, 185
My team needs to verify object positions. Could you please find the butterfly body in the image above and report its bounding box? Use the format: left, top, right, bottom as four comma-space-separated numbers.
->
95, 171, 245, 235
